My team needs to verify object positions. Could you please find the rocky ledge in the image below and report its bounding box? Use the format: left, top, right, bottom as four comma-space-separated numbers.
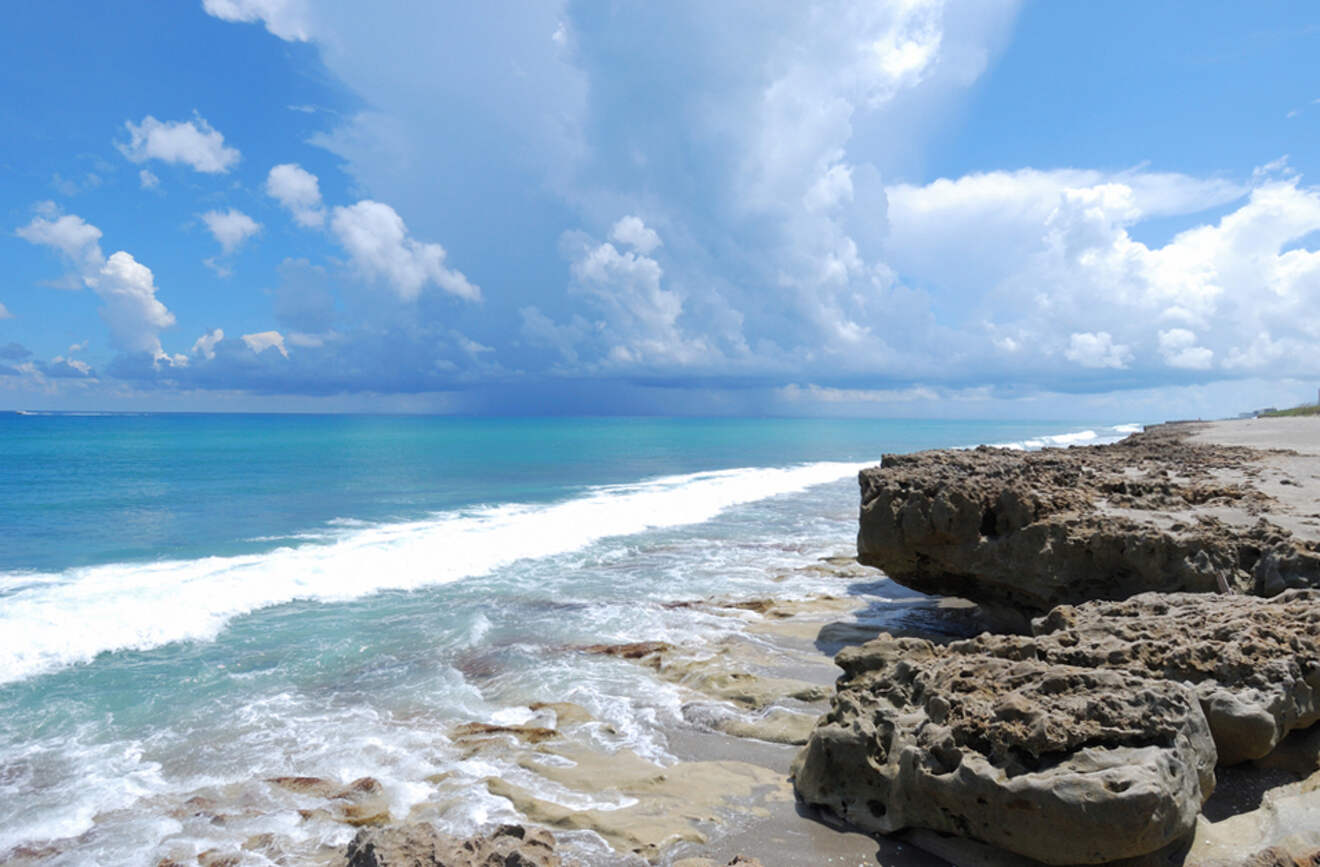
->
793, 591, 1320, 864
856, 425, 1320, 616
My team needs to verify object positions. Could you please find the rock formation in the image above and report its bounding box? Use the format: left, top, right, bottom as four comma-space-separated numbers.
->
857, 427, 1320, 615
342, 823, 561, 867
793, 591, 1320, 864
793, 634, 1218, 864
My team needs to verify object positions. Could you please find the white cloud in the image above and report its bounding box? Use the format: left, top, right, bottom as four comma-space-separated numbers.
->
15, 210, 104, 277
91, 252, 177, 355
330, 200, 480, 301
241, 330, 289, 357
202, 0, 311, 41
884, 168, 1247, 300
18, 209, 176, 356
609, 216, 661, 255
139, 169, 160, 189
192, 328, 224, 360
1158, 328, 1213, 369
452, 331, 493, 356
48, 354, 93, 377
177, 5, 1320, 400
117, 115, 240, 174
875, 167, 1320, 386
1065, 332, 1130, 369
201, 208, 262, 254
202, 2, 1020, 385
803, 163, 855, 212
266, 163, 325, 227
0, 302, 12, 320
562, 233, 716, 368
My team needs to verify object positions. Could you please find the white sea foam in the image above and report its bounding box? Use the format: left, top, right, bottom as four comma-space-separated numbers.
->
0, 461, 867, 684
983, 423, 1141, 451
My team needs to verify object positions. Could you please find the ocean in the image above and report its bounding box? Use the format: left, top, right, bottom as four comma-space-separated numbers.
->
0, 414, 1141, 864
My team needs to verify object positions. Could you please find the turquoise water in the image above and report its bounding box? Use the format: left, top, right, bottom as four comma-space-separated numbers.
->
0, 414, 1140, 863
2, 414, 1114, 573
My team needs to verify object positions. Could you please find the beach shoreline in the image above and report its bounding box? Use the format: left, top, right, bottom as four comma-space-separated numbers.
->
10, 416, 1316, 866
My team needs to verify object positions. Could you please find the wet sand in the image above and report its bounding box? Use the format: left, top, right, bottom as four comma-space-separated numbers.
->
621, 564, 989, 866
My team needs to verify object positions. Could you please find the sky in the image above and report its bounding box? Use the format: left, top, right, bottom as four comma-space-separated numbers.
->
3, 0, 1319, 419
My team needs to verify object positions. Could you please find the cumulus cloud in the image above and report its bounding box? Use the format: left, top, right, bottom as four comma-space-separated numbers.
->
608, 216, 661, 255
876, 168, 1320, 387
330, 200, 480, 301
117, 114, 240, 174
18, 208, 176, 356
266, 163, 325, 227
42, 353, 94, 378
91, 252, 178, 355
570, 238, 686, 365
241, 330, 289, 357
202, 1, 1019, 391
1158, 328, 1213, 369
1065, 332, 1130, 369
192, 328, 224, 360
200, 208, 262, 255
202, 0, 311, 41
15, 209, 104, 276
520, 224, 723, 371
143, 4, 1320, 405
139, 169, 160, 189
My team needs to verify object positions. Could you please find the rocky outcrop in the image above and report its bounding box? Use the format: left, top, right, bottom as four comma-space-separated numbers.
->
793, 635, 1217, 864
793, 591, 1320, 864
857, 426, 1320, 614
342, 823, 561, 867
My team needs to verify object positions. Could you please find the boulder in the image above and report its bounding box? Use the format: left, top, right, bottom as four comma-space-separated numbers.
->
794, 590, 1320, 862
793, 634, 1218, 865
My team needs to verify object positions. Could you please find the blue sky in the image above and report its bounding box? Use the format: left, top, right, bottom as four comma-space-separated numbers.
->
3, 1, 1319, 417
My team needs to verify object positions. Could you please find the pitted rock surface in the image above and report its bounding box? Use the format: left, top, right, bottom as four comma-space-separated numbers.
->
794, 591, 1320, 862
792, 634, 1218, 865
857, 426, 1320, 613
1015, 591, 1320, 765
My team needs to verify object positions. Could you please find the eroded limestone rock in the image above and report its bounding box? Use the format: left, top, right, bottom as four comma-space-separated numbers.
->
793, 634, 1218, 865
795, 589, 1320, 863
857, 427, 1320, 613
